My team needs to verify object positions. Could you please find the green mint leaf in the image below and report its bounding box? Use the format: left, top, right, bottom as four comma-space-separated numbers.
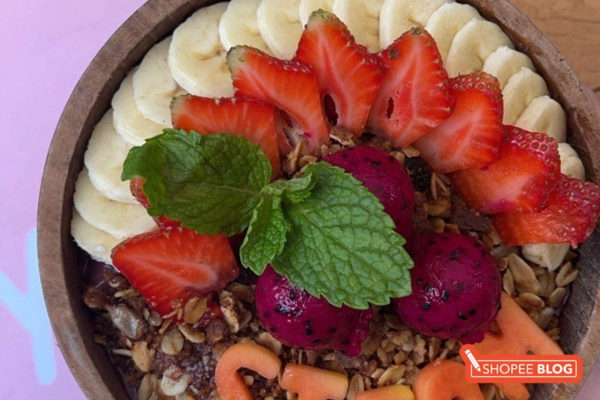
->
263, 171, 316, 203
122, 130, 271, 236
240, 171, 317, 274
240, 195, 290, 275
272, 162, 413, 309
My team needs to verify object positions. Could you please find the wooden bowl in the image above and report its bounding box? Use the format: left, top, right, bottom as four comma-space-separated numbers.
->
37, 0, 600, 398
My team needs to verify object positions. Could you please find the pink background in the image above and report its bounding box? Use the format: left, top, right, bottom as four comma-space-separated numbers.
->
0, 0, 598, 398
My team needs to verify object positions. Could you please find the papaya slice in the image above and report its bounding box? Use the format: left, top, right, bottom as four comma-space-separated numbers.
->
412, 359, 484, 400
214, 342, 281, 400
280, 364, 348, 400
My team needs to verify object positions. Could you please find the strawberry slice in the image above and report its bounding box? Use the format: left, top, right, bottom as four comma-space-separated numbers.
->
130, 177, 180, 227
171, 95, 281, 177
413, 72, 503, 173
366, 27, 453, 148
227, 45, 329, 153
450, 126, 561, 214
492, 174, 600, 247
294, 10, 385, 137
111, 226, 239, 319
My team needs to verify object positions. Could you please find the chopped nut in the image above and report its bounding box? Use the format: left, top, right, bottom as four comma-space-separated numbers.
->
137, 374, 159, 400
537, 307, 555, 330
257, 332, 283, 356
556, 262, 579, 287
82, 286, 108, 309
112, 348, 132, 357
228, 283, 255, 303
547, 287, 567, 309
160, 365, 192, 396
503, 268, 515, 296
412, 335, 427, 365
346, 374, 365, 400
183, 297, 207, 324
106, 304, 147, 340
161, 328, 184, 356
132, 341, 154, 372
377, 365, 406, 386
507, 253, 537, 287
402, 146, 420, 158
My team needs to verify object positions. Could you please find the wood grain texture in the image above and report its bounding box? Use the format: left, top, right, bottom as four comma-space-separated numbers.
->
510, 0, 600, 101
36, 1, 600, 399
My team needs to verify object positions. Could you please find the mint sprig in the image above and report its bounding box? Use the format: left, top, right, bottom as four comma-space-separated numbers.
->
123, 131, 413, 308
122, 129, 271, 236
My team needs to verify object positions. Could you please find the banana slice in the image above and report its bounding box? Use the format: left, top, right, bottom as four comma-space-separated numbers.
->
502, 68, 549, 125
482, 46, 535, 89
558, 142, 586, 180
332, 0, 384, 52
219, 0, 271, 53
169, 3, 234, 97
521, 243, 570, 272
71, 210, 124, 265
445, 18, 514, 78
132, 37, 183, 127
73, 168, 157, 238
379, 0, 450, 49
424, 2, 482, 63
514, 95, 567, 142
299, 0, 334, 26
84, 110, 136, 204
112, 70, 167, 147
257, 0, 303, 60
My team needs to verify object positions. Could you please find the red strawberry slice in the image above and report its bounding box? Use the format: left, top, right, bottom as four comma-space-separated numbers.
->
294, 10, 385, 137
227, 45, 330, 154
366, 27, 453, 148
171, 95, 281, 178
111, 226, 239, 320
450, 126, 561, 214
492, 174, 600, 247
413, 72, 503, 173
130, 177, 180, 227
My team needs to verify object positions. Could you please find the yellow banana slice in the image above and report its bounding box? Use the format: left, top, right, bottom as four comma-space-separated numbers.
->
332, 0, 384, 52
482, 46, 535, 89
71, 210, 124, 265
502, 68, 549, 125
112, 70, 167, 146
514, 95, 567, 142
169, 3, 234, 97
219, 0, 271, 53
73, 168, 157, 238
84, 110, 136, 204
257, 0, 303, 60
379, 0, 450, 49
445, 18, 514, 77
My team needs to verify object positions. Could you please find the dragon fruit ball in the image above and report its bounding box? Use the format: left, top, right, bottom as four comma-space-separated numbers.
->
393, 232, 502, 344
323, 145, 415, 243
255, 266, 373, 356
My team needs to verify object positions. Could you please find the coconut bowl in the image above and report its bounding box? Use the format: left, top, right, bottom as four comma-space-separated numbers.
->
37, 0, 600, 398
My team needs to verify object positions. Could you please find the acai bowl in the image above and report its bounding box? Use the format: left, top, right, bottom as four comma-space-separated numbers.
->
37, 0, 600, 399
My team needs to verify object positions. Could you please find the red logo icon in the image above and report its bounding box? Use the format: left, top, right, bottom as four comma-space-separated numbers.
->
459, 344, 583, 384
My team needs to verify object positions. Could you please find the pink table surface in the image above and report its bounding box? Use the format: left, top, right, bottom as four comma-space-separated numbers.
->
1, 0, 598, 398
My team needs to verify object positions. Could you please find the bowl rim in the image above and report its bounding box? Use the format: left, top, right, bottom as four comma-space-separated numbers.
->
37, 0, 600, 399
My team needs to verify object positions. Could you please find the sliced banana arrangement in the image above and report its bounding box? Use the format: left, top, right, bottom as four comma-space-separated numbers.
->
84, 110, 136, 204
257, 0, 303, 59
112, 71, 167, 146
379, 0, 449, 49
73, 168, 157, 239
132, 36, 183, 127
423, 2, 481, 63
219, 0, 271, 53
482, 46, 535, 89
445, 18, 514, 77
333, 0, 384, 52
169, 3, 234, 97
72, 0, 586, 270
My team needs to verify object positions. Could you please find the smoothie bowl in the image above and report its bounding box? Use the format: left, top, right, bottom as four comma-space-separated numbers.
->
37, 0, 600, 399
